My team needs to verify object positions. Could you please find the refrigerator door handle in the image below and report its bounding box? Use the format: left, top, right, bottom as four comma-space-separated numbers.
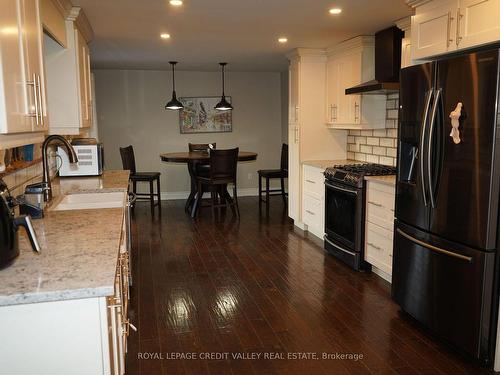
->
428, 88, 442, 208
420, 89, 433, 207
396, 228, 473, 262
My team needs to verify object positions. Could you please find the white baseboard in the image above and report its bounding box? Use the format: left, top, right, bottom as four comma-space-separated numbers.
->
159, 188, 259, 201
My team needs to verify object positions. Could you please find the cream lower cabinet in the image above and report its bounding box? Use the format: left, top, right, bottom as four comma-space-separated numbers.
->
410, 0, 500, 61
325, 37, 386, 130
302, 165, 325, 239
0, 216, 132, 375
364, 180, 395, 282
0, 0, 48, 145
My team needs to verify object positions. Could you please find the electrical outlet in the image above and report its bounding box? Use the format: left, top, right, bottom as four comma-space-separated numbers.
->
247, 173, 253, 180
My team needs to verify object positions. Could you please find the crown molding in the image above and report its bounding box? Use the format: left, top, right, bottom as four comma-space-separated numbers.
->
67, 6, 94, 43
286, 48, 327, 61
326, 35, 374, 56
406, 0, 433, 7
51, 0, 73, 18
395, 16, 412, 31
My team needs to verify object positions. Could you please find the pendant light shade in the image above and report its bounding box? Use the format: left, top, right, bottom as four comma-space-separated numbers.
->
215, 62, 233, 111
165, 61, 184, 110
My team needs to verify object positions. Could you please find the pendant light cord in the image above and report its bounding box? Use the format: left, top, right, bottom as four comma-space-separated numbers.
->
172, 63, 176, 91
221, 64, 225, 96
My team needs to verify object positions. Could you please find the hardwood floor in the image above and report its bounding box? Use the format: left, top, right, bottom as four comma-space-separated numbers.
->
126, 197, 492, 375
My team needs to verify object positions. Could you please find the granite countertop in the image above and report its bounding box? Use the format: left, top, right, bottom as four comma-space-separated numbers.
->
365, 175, 396, 186
0, 170, 130, 307
302, 159, 362, 170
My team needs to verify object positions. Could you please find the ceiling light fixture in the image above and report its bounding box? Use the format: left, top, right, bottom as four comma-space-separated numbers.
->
215, 63, 233, 111
165, 61, 184, 110
329, 8, 342, 14
160, 33, 171, 39
278, 37, 288, 43
169, 0, 183, 5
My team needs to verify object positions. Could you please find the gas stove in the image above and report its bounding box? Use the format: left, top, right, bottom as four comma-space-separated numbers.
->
323, 162, 396, 271
324, 163, 396, 188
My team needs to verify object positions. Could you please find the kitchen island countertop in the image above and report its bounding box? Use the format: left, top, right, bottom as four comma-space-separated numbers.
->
0, 170, 130, 307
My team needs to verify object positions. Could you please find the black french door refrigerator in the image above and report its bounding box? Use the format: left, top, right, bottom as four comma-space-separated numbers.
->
393, 48, 500, 365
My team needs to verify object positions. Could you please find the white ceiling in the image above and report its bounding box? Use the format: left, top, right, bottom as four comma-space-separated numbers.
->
73, 0, 412, 72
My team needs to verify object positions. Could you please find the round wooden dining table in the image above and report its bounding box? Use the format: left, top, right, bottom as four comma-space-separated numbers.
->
160, 151, 258, 216
160, 151, 258, 163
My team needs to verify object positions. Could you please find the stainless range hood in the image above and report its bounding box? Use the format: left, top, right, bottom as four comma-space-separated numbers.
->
345, 26, 403, 95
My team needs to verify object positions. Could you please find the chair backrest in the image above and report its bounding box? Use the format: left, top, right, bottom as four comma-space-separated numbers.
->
209, 148, 239, 181
119, 145, 136, 175
188, 143, 217, 152
281, 143, 288, 172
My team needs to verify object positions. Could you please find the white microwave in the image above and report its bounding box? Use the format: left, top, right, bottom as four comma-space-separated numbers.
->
58, 144, 104, 176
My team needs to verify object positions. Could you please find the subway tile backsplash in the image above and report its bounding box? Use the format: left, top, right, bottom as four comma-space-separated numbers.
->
347, 94, 399, 166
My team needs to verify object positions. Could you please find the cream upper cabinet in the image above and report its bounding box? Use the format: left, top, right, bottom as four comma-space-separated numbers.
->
325, 58, 339, 124
76, 28, 92, 129
396, 17, 413, 68
411, 1, 458, 60
326, 37, 386, 129
410, 0, 500, 60
459, 0, 500, 49
0, 0, 47, 136
289, 58, 300, 125
44, 7, 94, 135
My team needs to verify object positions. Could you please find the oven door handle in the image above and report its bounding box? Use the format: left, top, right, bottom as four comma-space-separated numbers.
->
324, 236, 357, 256
324, 181, 358, 195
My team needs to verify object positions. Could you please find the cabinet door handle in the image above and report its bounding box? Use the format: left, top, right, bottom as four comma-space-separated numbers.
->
305, 179, 316, 184
294, 126, 299, 143
447, 12, 454, 47
368, 201, 383, 207
456, 9, 463, 46
37, 74, 43, 126
295, 106, 299, 122
27, 74, 39, 125
305, 209, 316, 215
367, 242, 382, 251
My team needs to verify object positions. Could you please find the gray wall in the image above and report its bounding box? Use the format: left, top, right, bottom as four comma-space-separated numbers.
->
94, 69, 283, 196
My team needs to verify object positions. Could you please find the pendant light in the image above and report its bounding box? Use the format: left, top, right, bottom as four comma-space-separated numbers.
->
165, 61, 183, 110
215, 62, 233, 111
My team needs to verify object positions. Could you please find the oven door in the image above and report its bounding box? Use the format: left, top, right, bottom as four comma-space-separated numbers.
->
324, 180, 363, 251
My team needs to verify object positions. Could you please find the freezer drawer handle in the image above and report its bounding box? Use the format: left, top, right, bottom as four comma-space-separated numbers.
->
396, 228, 472, 263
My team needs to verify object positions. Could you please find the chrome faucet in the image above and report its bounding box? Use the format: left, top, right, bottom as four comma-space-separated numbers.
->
41, 135, 78, 202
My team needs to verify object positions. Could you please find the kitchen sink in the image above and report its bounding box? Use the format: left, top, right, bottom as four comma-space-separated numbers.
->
50, 191, 125, 211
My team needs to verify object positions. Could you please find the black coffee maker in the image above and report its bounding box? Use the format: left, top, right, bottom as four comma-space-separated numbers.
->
0, 179, 40, 269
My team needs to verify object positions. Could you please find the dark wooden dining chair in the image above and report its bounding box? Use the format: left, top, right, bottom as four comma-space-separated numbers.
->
119, 145, 161, 214
184, 143, 216, 213
258, 143, 288, 209
188, 142, 216, 177
192, 147, 240, 218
